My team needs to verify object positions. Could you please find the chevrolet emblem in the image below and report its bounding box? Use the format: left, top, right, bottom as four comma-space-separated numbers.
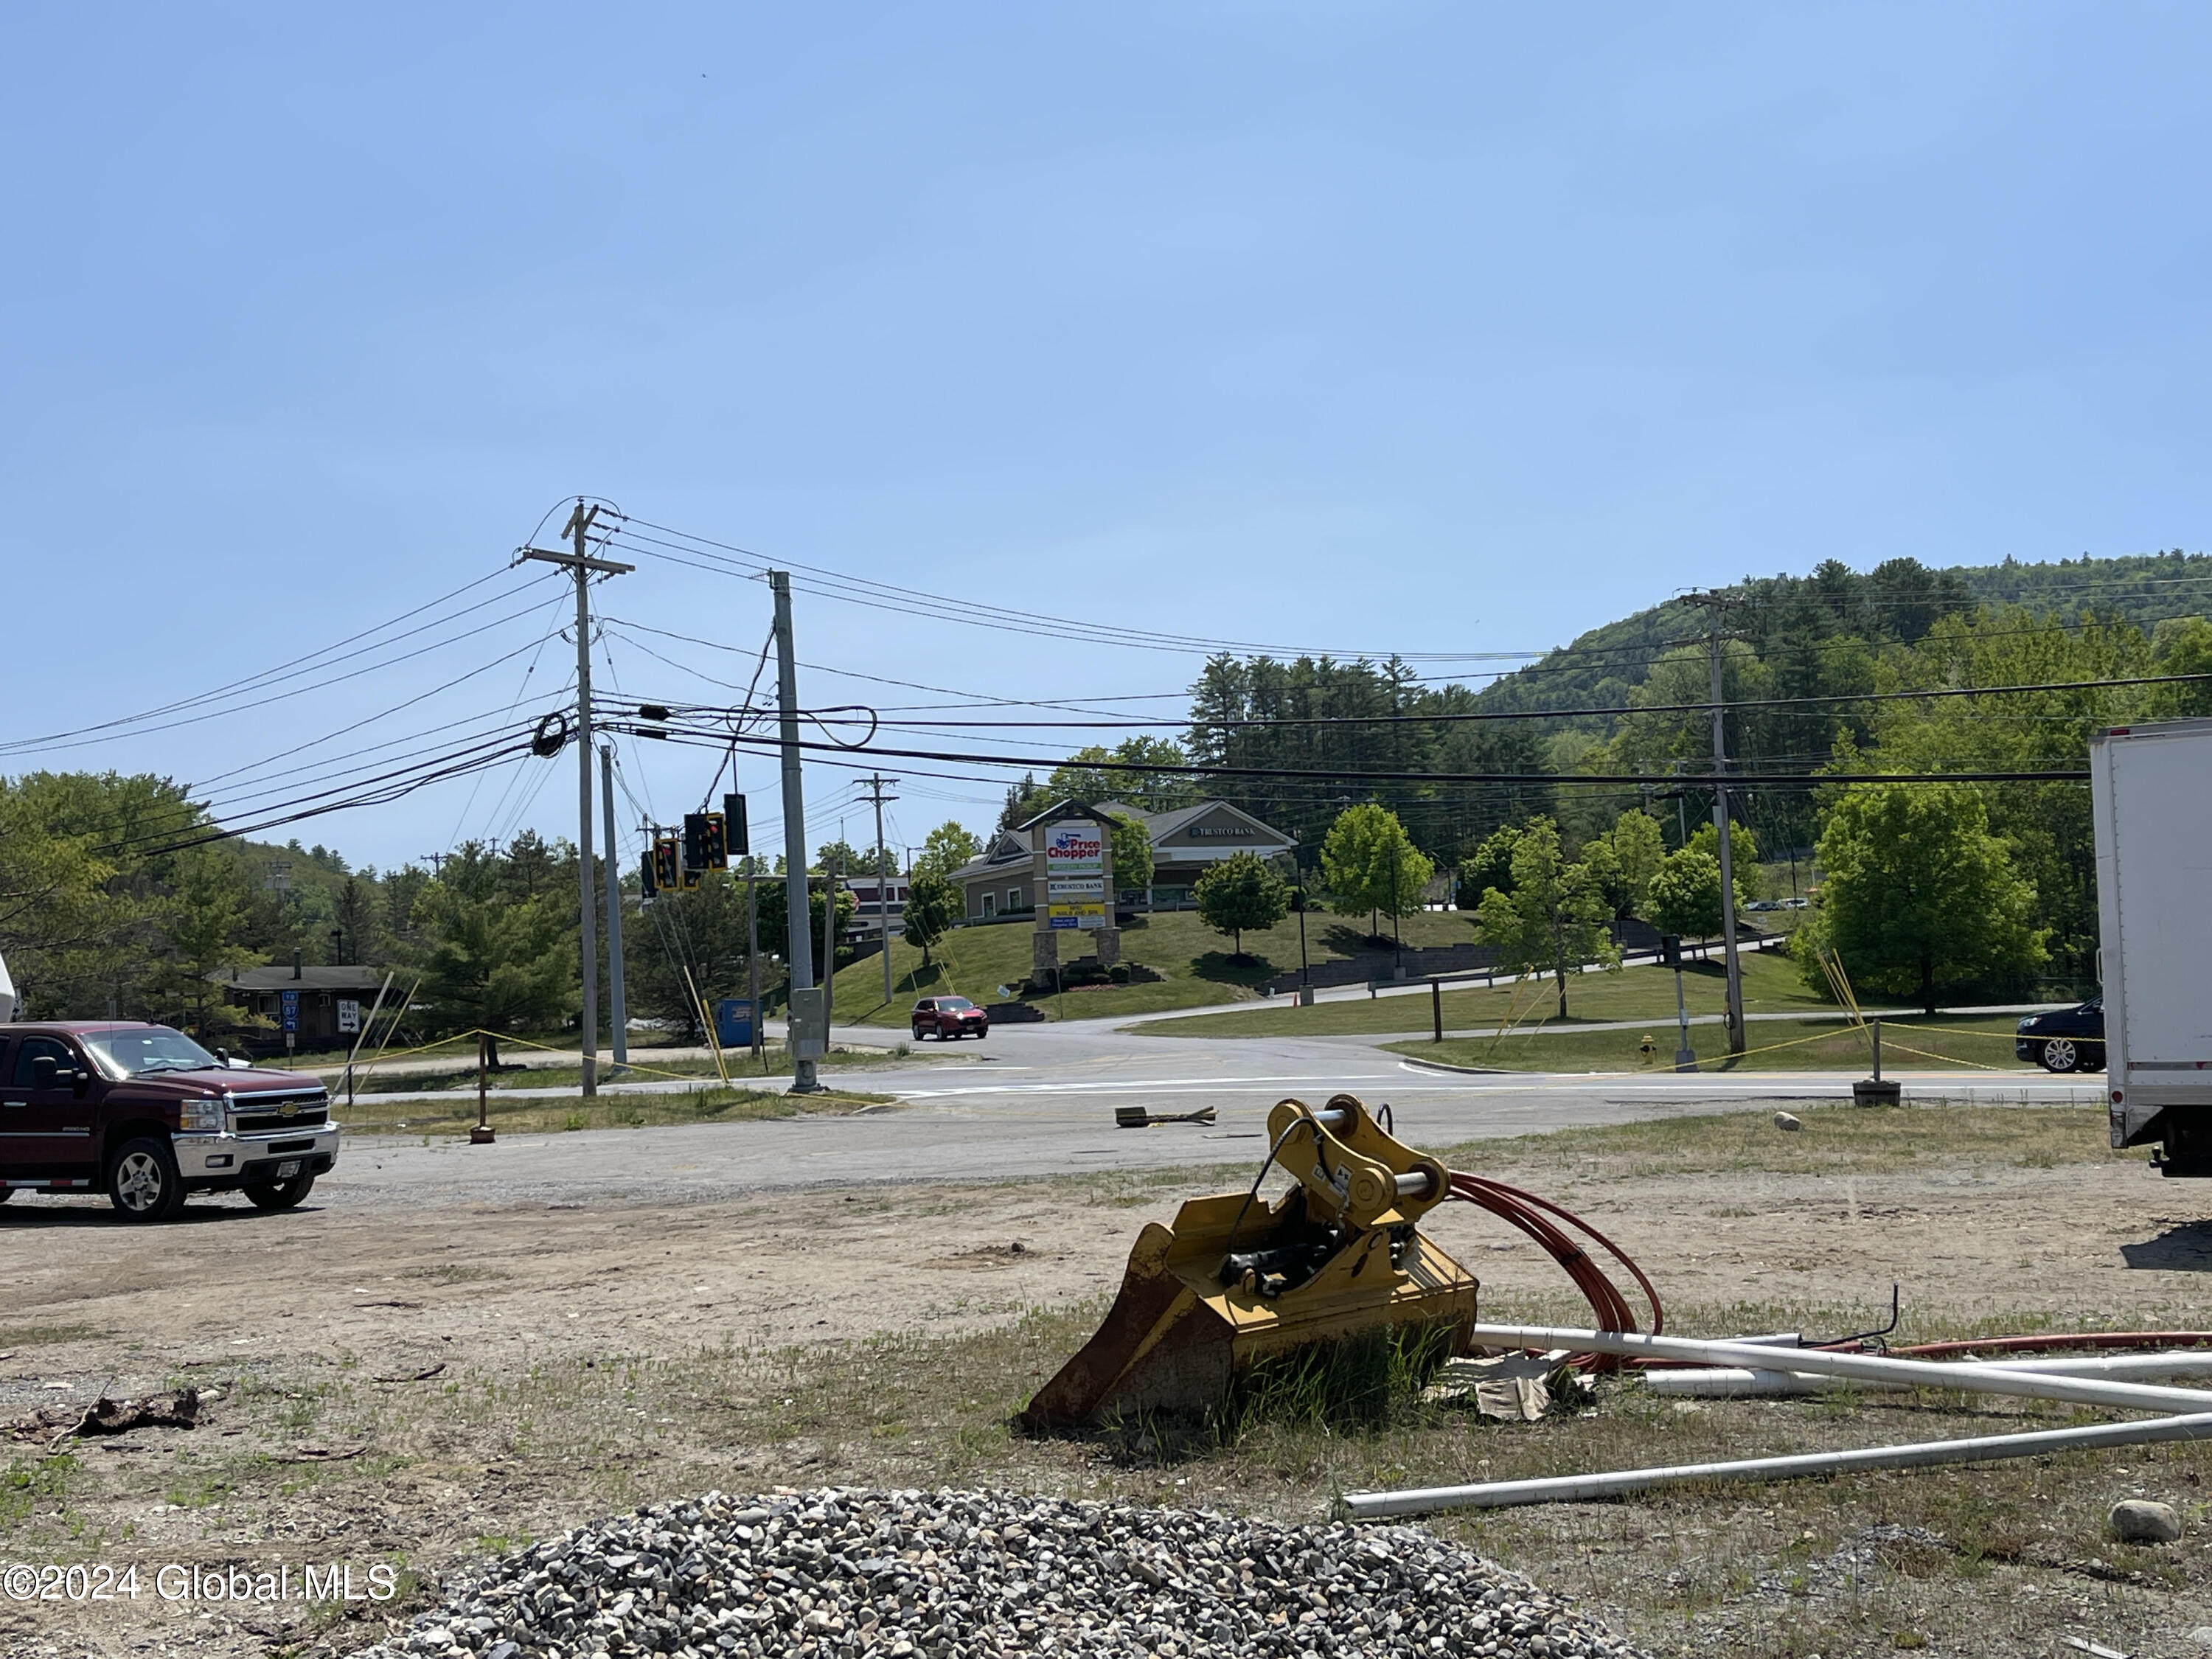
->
279, 1101, 297, 1119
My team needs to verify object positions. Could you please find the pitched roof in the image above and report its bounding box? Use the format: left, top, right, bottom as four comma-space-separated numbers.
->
945, 798, 1295, 884
211, 966, 396, 992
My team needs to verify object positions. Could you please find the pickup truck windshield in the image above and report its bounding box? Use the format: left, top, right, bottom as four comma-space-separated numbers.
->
83, 1027, 222, 1079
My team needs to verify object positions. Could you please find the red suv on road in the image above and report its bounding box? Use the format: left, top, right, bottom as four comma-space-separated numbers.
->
911, 997, 990, 1041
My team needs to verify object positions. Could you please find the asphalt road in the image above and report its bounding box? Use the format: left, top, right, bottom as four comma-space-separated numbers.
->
317, 1020, 2107, 1209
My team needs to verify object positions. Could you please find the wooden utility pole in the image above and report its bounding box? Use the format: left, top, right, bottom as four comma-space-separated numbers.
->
1679, 591, 1747, 1055
518, 503, 633, 1096
860, 774, 900, 1006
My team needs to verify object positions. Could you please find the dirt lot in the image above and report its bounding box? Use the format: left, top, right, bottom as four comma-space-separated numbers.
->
7, 1102, 2212, 1658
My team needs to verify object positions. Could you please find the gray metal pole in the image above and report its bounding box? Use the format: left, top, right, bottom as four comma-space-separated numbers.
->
1708, 639, 1747, 1055
822, 844, 838, 1030
571, 504, 600, 1096
746, 867, 762, 1063
599, 743, 627, 1071
771, 571, 817, 1093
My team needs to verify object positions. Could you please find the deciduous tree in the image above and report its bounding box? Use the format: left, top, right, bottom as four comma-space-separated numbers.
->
1321, 805, 1433, 938
1105, 812, 1152, 899
1597, 810, 1666, 919
1646, 848, 1730, 942
1795, 782, 2045, 1013
1192, 852, 1289, 959
1455, 825, 1520, 910
900, 871, 959, 968
1470, 819, 1619, 1018
914, 821, 983, 880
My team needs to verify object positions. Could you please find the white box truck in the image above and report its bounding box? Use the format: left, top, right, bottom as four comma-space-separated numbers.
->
2092, 717, 2212, 1172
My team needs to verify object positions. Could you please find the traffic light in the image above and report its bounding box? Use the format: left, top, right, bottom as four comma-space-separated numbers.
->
683, 812, 729, 874
653, 838, 681, 894
640, 850, 658, 899
1660, 935, 1683, 970
724, 793, 748, 858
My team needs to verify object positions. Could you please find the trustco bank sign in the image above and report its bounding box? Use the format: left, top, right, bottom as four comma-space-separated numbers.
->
1043, 821, 1105, 929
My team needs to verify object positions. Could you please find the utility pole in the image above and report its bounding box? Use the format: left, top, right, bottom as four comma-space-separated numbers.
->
822, 840, 839, 1037
1680, 591, 1747, 1055
518, 501, 633, 1096
771, 571, 821, 1093
745, 857, 762, 1065
860, 774, 900, 1006
599, 743, 627, 1073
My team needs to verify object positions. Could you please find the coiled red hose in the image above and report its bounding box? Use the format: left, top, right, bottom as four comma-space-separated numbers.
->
1447, 1170, 1664, 1368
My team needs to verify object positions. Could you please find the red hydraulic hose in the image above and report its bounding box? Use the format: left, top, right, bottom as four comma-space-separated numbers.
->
1879, 1332, 2212, 1360
1446, 1169, 1665, 1368
1433, 1176, 2212, 1375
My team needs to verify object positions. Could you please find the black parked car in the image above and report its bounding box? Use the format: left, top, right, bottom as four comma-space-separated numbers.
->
2016, 996, 2104, 1073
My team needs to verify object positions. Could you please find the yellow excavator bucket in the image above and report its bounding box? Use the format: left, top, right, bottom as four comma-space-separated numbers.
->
1020, 1093, 1478, 1428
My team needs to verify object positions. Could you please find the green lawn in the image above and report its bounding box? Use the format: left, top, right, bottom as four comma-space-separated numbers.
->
1389, 1010, 2034, 1074
828, 907, 1485, 1026
1125, 948, 1830, 1038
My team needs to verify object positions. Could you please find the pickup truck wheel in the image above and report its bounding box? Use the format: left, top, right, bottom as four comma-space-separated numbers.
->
2040, 1037, 2081, 1073
244, 1175, 315, 1211
107, 1137, 186, 1223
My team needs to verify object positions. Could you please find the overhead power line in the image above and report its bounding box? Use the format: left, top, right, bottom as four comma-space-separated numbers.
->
601, 515, 1534, 664
595, 667, 2212, 748
0, 568, 560, 759
607, 721, 2090, 790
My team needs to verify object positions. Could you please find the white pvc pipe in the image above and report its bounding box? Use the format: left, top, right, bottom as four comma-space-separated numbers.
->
1647, 1351, 2212, 1399
1461, 1324, 2212, 1415
1341, 1411, 2212, 1516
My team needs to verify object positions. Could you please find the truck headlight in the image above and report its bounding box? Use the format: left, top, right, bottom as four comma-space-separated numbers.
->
179, 1099, 226, 1133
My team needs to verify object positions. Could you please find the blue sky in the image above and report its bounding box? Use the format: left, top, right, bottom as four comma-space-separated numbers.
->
6, 4, 2210, 869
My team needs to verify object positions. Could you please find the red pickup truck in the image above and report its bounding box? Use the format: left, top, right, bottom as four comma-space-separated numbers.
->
0, 1020, 340, 1223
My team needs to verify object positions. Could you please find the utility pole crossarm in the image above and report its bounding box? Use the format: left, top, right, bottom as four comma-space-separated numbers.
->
516, 549, 636, 577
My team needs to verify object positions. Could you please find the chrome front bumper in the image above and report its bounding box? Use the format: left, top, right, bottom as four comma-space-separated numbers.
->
173, 1126, 341, 1182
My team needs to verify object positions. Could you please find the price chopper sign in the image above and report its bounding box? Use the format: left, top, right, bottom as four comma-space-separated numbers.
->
1043, 821, 1106, 929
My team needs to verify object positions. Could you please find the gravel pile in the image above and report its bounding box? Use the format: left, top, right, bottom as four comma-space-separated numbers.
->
361, 1486, 1642, 1659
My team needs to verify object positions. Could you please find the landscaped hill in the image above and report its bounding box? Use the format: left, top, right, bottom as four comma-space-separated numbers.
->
827, 908, 1484, 1027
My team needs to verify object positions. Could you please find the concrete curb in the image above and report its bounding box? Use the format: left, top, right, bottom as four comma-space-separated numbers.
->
1392, 1052, 1514, 1076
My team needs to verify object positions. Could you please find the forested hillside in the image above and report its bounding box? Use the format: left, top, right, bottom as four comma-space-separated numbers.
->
1180, 549, 2212, 995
